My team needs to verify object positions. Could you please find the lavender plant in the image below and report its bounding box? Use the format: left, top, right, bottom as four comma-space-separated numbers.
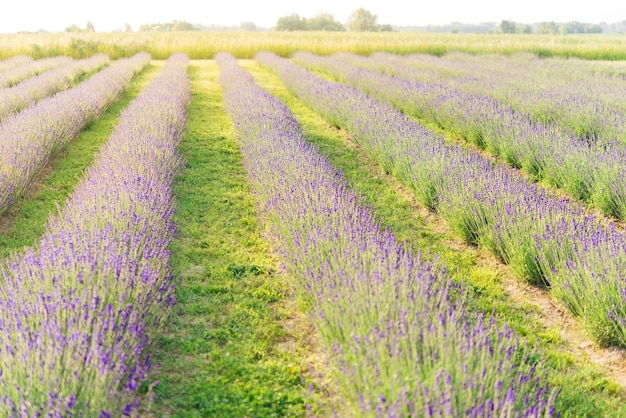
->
217, 52, 558, 417
294, 53, 626, 219
293, 52, 626, 221
0, 56, 72, 88
359, 51, 626, 144
0, 53, 150, 216
0, 55, 33, 73
257, 52, 626, 348
0, 54, 110, 122
0, 53, 190, 416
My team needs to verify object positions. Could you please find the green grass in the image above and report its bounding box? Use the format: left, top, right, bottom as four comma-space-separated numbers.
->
2, 32, 626, 60
147, 61, 311, 417
241, 59, 626, 416
0, 62, 161, 258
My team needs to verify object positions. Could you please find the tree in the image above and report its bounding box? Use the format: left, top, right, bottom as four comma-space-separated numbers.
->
172, 20, 196, 31
276, 13, 307, 31
538, 21, 558, 34
346, 8, 378, 31
500, 20, 516, 34
306, 13, 344, 31
124, 23, 133, 32
240, 21, 257, 31
139, 21, 197, 31
65, 24, 82, 33
587, 24, 602, 34
518, 24, 533, 34
65, 22, 95, 33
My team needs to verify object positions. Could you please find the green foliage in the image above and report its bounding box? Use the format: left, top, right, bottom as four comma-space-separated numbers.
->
275, 13, 344, 31
565, 21, 603, 34
346, 8, 380, 32
306, 13, 345, 31
139, 20, 198, 31
275, 14, 307, 31
65, 21, 95, 33
240, 21, 257, 32
538, 22, 559, 34
500, 20, 517, 34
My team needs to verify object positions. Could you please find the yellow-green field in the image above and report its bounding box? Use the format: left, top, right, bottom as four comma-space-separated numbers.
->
2, 31, 626, 59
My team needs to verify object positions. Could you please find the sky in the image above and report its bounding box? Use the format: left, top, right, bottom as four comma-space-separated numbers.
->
2, 0, 625, 33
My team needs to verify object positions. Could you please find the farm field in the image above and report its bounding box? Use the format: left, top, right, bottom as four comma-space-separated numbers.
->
2, 42, 626, 416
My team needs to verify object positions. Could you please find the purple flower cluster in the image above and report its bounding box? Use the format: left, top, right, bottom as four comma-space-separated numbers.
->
257, 52, 626, 348
217, 52, 558, 416
0, 54, 110, 122
0, 56, 72, 88
0, 53, 190, 416
0, 53, 150, 216
294, 52, 626, 220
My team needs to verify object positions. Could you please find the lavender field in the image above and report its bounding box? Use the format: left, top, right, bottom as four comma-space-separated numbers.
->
1, 49, 626, 416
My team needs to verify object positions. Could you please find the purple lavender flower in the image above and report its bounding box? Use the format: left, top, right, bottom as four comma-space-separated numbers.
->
0, 53, 190, 415
218, 52, 558, 416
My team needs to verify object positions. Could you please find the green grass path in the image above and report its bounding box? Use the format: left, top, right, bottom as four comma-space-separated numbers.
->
148, 60, 310, 417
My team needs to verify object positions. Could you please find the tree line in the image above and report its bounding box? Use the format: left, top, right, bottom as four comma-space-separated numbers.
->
276, 8, 391, 32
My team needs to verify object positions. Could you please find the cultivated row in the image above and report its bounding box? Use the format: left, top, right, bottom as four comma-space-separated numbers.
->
0, 56, 72, 88
361, 52, 626, 144
0, 53, 190, 416
217, 52, 557, 416
0, 54, 110, 122
295, 52, 626, 220
0, 55, 32, 73
0, 53, 150, 215
258, 52, 626, 348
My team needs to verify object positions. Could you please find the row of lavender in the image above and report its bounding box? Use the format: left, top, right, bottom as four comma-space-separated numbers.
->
216, 52, 558, 416
257, 52, 626, 348
0, 53, 149, 216
0, 56, 32, 73
0, 54, 110, 122
360, 52, 626, 144
0, 53, 190, 416
294, 52, 626, 220
0, 56, 72, 88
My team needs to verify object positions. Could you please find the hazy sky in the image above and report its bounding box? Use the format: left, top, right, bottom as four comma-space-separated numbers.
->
2, 0, 625, 32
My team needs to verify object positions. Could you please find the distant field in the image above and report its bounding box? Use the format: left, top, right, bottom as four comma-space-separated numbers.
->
2, 31, 626, 59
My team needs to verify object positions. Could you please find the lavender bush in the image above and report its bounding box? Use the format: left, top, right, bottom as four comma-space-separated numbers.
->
0, 53, 190, 416
294, 52, 626, 220
257, 52, 626, 348
357, 52, 626, 144
0, 56, 72, 88
0, 56, 33, 73
0, 53, 150, 216
217, 52, 558, 417
0, 54, 110, 122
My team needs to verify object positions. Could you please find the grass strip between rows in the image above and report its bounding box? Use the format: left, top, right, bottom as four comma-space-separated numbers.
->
148, 60, 310, 417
